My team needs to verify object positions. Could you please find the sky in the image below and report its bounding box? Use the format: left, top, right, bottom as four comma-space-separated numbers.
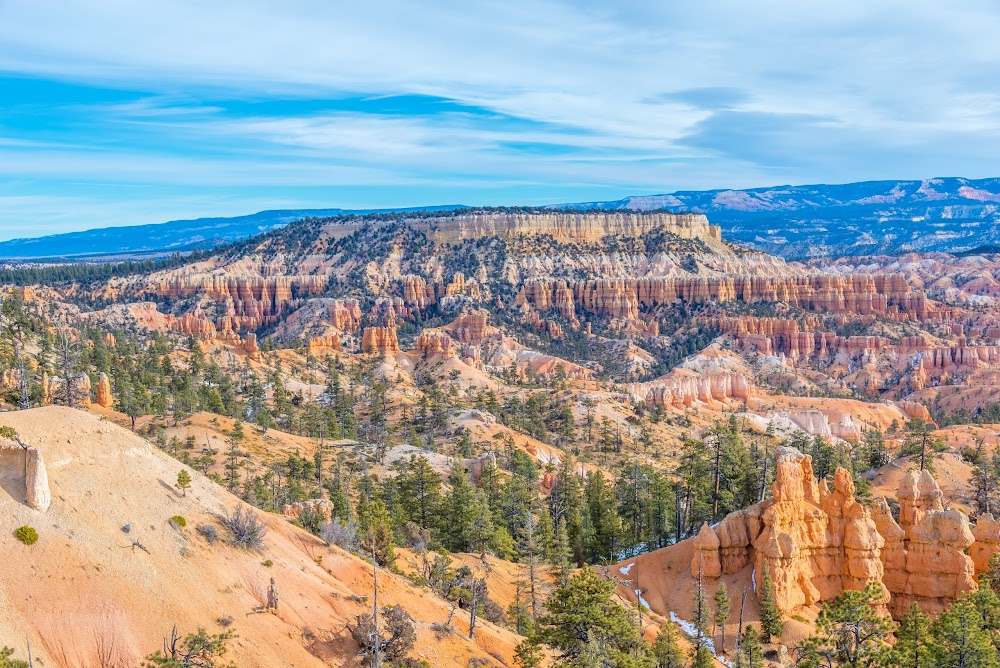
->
1, 1, 999, 241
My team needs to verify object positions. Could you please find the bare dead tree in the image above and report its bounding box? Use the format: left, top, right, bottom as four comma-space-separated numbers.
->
57, 331, 81, 407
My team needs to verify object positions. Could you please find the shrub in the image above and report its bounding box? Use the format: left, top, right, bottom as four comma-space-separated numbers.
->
219, 505, 267, 550
262, 559, 274, 568
15, 526, 38, 546
196, 524, 220, 544
320, 518, 359, 552
170, 515, 187, 528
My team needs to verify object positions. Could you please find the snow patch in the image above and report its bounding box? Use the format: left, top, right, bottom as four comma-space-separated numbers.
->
619, 562, 635, 576
670, 612, 734, 667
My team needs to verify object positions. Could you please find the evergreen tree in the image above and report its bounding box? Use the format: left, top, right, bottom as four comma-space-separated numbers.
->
758, 563, 783, 642
441, 462, 478, 551
397, 455, 442, 532
176, 469, 192, 497
738, 623, 764, 668
652, 622, 684, 668
691, 645, 714, 668
514, 634, 544, 668
889, 605, 934, 668
714, 583, 731, 653
538, 568, 649, 667
930, 596, 998, 668
796, 581, 893, 668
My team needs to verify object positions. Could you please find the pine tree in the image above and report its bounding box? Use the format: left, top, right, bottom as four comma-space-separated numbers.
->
737, 623, 764, 668
652, 622, 684, 668
930, 596, 998, 668
513, 634, 543, 668
758, 563, 783, 642
889, 605, 933, 668
552, 517, 572, 585
397, 455, 443, 532
796, 581, 893, 668
176, 469, 192, 497
692, 645, 714, 668
442, 462, 478, 551
538, 568, 648, 666
714, 583, 731, 654
693, 561, 710, 645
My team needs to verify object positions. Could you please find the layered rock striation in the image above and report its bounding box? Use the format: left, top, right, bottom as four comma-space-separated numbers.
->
688, 448, 993, 619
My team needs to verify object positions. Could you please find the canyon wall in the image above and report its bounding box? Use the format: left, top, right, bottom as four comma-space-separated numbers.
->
690, 448, 991, 619
513, 274, 928, 320
407, 211, 722, 245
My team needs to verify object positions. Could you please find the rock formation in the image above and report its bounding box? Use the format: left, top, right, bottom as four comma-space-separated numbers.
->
0, 436, 50, 512
328, 299, 362, 332
689, 448, 887, 615
971, 514, 1000, 574
152, 274, 327, 331
96, 372, 113, 408
871, 470, 977, 617
514, 274, 928, 321
243, 333, 262, 363
307, 334, 342, 353
362, 326, 400, 355
630, 369, 753, 409
404, 211, 722, 245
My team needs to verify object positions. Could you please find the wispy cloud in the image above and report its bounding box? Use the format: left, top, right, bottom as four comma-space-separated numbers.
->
1, 0, 999, 237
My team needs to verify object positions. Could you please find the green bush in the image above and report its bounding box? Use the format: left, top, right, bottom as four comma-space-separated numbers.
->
15, 526, 38, 546
170, 515, 187, 528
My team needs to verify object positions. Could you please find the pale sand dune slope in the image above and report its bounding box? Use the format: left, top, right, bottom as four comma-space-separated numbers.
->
0, 407, 520, 668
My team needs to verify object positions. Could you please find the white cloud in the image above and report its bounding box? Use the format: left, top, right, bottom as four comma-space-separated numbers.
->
2, 0, 1000, 233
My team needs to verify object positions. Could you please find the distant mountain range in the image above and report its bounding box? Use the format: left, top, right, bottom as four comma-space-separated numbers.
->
569, 176, 1000, 258
0, 205, 465, 260
3, 177, 999, 259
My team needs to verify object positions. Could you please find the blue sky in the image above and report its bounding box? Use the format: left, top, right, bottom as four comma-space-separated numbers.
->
1, 1, 1000, 241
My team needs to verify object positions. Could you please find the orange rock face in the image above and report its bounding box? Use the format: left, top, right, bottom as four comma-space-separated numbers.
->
328, 299, 362, 332
242, 333, 262, 363
452, 310, 490, 345
690, 447, 887, 615
153, 274, 326, 331
307, 334, 342, 354
517, 274, 927, 320
416, 331, 455, 358
872, 470, 977, 617
96, 372, 113, 408
362, 326, 400, 355
630, 370, 753, 409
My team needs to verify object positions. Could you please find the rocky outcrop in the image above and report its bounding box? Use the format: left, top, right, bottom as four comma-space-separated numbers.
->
517, 274, 928, 320
451, 310, 491, 345
283, 499, 334, 521
692, 523, 722, 578
243, 333, 262, 362
153, 274, 327, 331
871, 470, 977, 617
406, 211, 722, 245
308, 334, 342, 353
328, 299, 362, 332
0, 437, 50, 512
96, 372, 113, 408
362, 327, 400, 355
630, 370, 753, 409
401, 273, 482, 312
689, 448, 887, 615
416, 331, 455, 358
971, 514, 1000, 574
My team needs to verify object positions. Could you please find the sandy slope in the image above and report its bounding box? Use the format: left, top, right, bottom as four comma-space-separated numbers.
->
0, 407, 521, 668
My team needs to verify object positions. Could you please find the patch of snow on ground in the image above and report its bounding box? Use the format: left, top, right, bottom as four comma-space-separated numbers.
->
636, 590, 650, 610
752, 568, 757, 592
670, 612, 734, 667
619, 562, 635, 576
